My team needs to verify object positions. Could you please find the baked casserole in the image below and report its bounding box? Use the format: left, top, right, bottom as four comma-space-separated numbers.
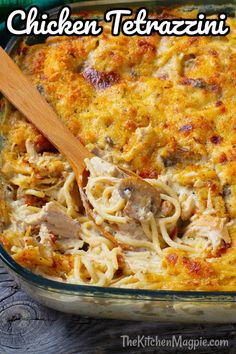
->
1, 6, 236, 291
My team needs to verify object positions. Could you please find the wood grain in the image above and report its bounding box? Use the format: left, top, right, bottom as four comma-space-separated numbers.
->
0, 262, 236, 354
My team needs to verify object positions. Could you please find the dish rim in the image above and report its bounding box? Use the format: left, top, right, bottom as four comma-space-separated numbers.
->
1, 1, 236, 300
2, 243, 236, 299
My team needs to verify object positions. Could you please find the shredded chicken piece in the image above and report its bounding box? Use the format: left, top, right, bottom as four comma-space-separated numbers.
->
25, 201, 80, 238
38, 223, 53, 245
179, 193, 196, 220
183, 215, 231, 254
86, 156, 123, 177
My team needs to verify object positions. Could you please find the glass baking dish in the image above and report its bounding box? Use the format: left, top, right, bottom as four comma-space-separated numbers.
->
1, 0, 236, 322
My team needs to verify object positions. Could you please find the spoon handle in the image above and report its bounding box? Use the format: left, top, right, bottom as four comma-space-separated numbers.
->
0, 46, 92, 175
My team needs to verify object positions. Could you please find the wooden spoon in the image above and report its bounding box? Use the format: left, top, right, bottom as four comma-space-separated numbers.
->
0, 46, 92, 180
0, 47, 160, 248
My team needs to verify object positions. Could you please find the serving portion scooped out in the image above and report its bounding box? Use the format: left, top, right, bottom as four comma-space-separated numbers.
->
83, 157, 230, 256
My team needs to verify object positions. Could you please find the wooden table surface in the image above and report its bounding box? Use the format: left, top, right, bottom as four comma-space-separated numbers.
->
0, 262, 236, 354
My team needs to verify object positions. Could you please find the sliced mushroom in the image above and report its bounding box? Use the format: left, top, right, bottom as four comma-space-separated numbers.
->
118, 177, 161, 221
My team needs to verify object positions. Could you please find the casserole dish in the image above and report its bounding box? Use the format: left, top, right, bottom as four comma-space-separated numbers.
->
1, 0, 236, 322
